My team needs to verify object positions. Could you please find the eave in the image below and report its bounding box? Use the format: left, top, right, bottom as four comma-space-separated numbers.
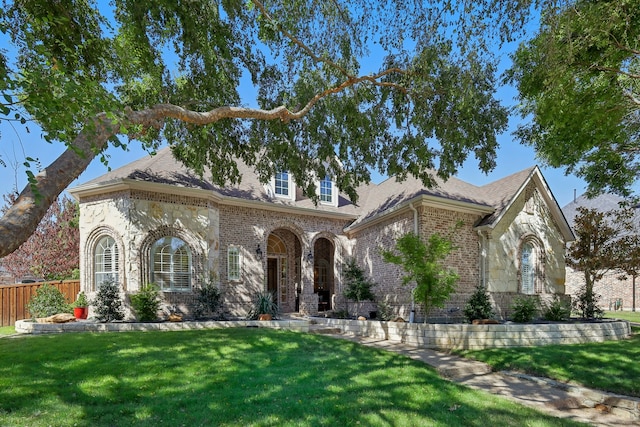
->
69, 178, 358, 222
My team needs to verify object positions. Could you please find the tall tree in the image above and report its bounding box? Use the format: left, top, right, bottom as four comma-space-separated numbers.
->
0, 0, 542, 256
1, 194, 79, 281
509, 0, 640, 198
382, 232, 459, 322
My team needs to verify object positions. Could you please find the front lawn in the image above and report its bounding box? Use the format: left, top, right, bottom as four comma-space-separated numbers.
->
459, 331, 640, 398
0, 326, 15, 336
604, 310, 640, 323
0, 328, 584, 426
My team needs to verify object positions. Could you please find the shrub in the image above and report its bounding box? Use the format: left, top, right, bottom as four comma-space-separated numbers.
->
463, 284, 494, 322
247, 291, 278, 320
511, 296, 538, 323
27, 284, 72, 318
193, 279, 223, 320
92, 277, 125, 322
342, 258, 377, 317
542, 295, 571, 321
130, 283, 161, 322
572, 285, 604, 320
376, 298, 394, 321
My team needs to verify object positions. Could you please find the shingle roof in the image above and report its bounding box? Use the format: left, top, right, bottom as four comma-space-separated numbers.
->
73, 147, 561, 232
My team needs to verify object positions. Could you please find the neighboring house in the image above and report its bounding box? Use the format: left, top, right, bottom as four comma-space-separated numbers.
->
562, 193, 640, 311
69, 147, 574, 321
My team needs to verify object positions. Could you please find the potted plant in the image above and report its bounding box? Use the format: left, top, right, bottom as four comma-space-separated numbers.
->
247, 291, 278, 321
72, 291, 89, 320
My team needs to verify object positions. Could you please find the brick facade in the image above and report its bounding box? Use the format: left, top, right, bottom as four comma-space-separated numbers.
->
72, 156, 571, 322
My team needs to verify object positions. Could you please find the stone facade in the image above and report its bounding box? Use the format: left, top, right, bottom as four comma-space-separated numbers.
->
71, 149, 573, 322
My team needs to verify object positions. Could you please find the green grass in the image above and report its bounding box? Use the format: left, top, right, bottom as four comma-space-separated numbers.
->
604, 310, 640, 323
0, 328, 584, 427
0, 326, 15, 336
459, 331, 640, 398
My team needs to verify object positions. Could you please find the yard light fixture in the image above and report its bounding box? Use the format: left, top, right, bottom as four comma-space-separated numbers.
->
256, 244, 263, 260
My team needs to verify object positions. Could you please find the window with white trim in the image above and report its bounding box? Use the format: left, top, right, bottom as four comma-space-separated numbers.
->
94, 236, 119, 289
320, 176, 333, 204
274, 172, 290, 197
151, 237, 191, 291
228, 246, 241, 281
520, 242, 535, 294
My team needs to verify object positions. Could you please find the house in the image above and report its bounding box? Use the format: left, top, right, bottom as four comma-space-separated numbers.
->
563, 193, 640, 311
69, 147, 574, 321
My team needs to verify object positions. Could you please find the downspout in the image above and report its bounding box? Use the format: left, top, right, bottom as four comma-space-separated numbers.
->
408, 203, 418, 323
477, 230, 486, 289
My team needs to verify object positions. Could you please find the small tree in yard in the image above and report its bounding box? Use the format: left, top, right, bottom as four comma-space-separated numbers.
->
464, 284, 494, 323
382, 231, 459, 323
342, 258, 376, 318
92, 277, 125, 322
568, 207, 626, 319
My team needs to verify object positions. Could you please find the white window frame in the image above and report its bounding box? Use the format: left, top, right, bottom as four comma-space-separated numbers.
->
319, 175, 337, 206
94, 236, 119, 290
520, 242, 536, 295
228, 246, 242, 281
151, 237, 192, 291
271, 171, 295, 201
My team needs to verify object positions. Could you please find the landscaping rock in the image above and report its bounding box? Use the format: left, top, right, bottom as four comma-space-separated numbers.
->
37, 313, 76, 323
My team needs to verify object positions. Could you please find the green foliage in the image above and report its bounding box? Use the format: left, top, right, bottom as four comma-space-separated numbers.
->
129, 283, 161, 322
247, 291, 279, 320
382, 231, 459, 322
92, 277, 125, 322
193, 279, 223, 320
542, 295, 571, 322
26, 284, 71, 318
510, 296, 538, 323
0, 0, 545, 256
464, 285, 495, 322
72, 291, 88, 308
567, 207, 624, 319
376, 298, 395, 322
509, 0, 640, 198
342, 258, 377, 317
572, 285, 604, 320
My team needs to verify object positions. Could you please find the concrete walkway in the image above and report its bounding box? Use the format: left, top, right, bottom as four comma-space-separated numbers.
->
320, 332, 639, 426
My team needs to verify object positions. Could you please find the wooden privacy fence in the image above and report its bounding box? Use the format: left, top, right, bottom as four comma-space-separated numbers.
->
0, 280, 80, 327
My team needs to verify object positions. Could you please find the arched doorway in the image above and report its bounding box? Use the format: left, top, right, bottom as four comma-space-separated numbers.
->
313, 237, 334, 311
266, 230, 301, 313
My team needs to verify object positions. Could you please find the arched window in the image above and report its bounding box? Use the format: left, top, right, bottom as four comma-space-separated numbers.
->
94, 236, 119, 289
151, 237, 191, 291
520, 242, 535, 294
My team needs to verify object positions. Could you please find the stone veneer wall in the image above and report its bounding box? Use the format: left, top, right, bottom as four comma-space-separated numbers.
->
485, 185, 568, 318
78, 190, 219, 319
315, 318, 631, 350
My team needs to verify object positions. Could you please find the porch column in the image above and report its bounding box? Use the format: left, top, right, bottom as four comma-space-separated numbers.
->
299, 248, 318, 315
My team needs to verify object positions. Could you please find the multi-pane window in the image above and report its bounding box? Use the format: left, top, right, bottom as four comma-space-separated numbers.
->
274, 172, 290, 196
320, 176, 332, 204
521, 242, 535, 294
94, 236, 119, 289
228, 246, 241, 281
151, 237, 191, 291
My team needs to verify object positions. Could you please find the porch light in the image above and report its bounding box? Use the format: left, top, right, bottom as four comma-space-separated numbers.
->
307, 251, 313, 261
256, 244, 263, 260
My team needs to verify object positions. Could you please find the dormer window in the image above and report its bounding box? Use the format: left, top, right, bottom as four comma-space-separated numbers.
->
320, 176, 333, 204
274, 171, 290, 197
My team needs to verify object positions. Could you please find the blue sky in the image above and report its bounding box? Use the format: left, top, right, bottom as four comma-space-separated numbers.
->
0, 7, 589, 209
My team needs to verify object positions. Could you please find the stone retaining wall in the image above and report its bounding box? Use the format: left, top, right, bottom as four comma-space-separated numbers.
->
314, 319, 631, 350
14, 319, 310, 335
